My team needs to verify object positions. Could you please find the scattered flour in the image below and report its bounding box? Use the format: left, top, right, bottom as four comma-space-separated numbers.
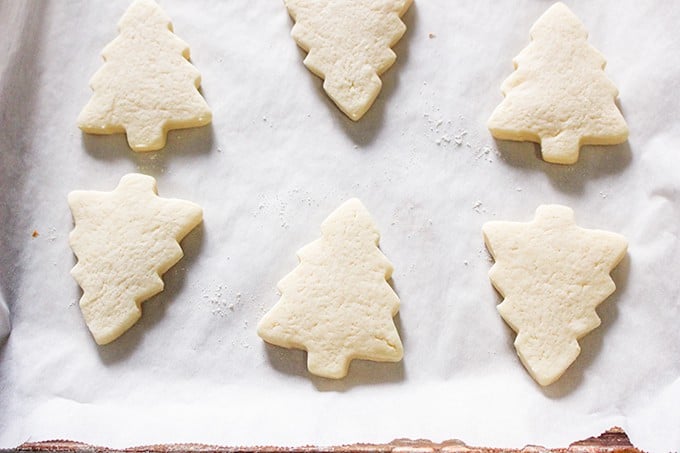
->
473, 201, 487, 214
202, 284, 253, 317
422, 111, 498, 161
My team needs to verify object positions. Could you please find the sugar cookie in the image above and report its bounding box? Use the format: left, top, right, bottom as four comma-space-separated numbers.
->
284, 0, 412, 121
78, 0, 212, 151
483, 205, 627, 385
68, 174, 202, 345
258, 199, 403, 379
488, 3, 628, 164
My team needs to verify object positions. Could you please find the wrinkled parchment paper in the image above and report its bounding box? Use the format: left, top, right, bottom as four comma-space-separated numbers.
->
1, 0, 679, 451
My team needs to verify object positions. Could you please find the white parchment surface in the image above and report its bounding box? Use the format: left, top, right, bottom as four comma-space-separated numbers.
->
1, 0, 679, 451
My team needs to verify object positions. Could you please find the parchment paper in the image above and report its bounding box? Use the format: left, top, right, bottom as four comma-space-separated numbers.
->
1, 0, 679, 451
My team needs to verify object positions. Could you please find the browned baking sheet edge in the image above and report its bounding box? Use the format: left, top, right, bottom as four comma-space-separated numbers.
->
8, 427, 647, 453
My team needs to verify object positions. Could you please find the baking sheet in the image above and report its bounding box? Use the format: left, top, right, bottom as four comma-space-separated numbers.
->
1, 0, 679, 451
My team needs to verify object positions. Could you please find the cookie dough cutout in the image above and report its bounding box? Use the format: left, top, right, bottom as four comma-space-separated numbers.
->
77, 0, 212, 152
285, 0, 412, 121
258, 199, 403, 379
68, 174, 203, 345
483, 205, 627, 386
487, 2, 628, 164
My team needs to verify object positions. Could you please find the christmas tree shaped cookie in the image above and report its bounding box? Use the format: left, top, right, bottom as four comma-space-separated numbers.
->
488, 2, 628, 164
257, 199, 403, 379
284, 0, 412, 121
78, 0, 212, 151
68, 174, 203, 345
483, 205, 627, 386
